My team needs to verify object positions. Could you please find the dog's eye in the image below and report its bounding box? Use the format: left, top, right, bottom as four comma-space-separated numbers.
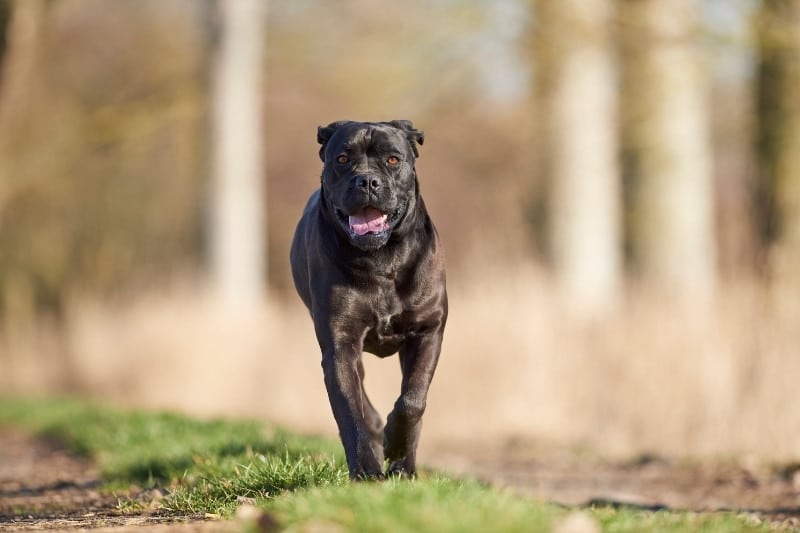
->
387, 156, 400, 166
336, 155, 349, 165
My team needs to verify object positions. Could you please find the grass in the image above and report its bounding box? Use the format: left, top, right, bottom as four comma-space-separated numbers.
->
0, 397, 774, 532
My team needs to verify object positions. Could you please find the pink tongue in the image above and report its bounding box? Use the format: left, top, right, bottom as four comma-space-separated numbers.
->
349, 207, 388, 236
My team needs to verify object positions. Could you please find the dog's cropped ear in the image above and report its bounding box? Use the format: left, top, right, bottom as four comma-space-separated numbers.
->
317, 121, 351, 162
387, 120, 425, 158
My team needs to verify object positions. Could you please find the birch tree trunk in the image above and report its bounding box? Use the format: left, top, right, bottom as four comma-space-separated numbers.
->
755, 0, 800, 276
210, 0, 267, 312
535, 0, 621, 317
621, 0, 716, 301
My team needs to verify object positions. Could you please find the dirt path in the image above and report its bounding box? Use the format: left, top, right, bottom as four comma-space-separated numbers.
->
0, 429, 234, 532
2, 429, 800, 531
427, 441, 800, 528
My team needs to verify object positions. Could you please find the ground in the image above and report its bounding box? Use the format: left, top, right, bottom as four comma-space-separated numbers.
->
427, 440, 800, 520
1, 428, 799, 531
0, 429, 235, 532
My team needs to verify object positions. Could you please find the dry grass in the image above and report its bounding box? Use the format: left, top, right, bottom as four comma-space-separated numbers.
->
2, 264, 799, 462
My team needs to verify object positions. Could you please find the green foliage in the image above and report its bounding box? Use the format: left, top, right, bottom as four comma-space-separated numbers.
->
590, 506, 772, 533
268, 476, 558, 533
167, 452, 348, 515
0, 398, 774, 532
0, 397, 345, 515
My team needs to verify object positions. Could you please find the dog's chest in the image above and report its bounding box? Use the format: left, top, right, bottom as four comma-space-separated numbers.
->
363, 315, 407, 357
373, 311, 403, 337
361, 286, 412, 357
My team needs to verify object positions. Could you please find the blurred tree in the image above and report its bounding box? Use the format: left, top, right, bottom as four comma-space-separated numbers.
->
0, 0, 47, 315
754, 0, 800, 273
0, 1, 9, 69
209, 0, 267, 311
620, 0, 716, 301
534, 0, 622, 316
0, 1, 208, 316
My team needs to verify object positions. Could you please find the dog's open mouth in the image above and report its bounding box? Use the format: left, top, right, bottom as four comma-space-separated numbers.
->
348, 206, 389, 236
336, 204, 404, 238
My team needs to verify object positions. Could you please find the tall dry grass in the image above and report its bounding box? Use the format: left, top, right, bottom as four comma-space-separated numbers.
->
1, 264, 799, 462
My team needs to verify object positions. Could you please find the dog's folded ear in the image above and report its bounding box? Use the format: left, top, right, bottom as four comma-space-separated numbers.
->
386, 120, 425, 158
317, 121, 351, 161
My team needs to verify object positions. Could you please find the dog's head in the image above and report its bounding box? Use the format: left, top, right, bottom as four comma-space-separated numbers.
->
317, 120, 425, 251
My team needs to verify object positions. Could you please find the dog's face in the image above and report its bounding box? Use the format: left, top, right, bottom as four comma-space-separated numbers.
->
318, 120, 424, 251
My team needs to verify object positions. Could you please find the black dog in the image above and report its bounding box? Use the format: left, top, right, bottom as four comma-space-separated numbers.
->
290, 120, 447, 479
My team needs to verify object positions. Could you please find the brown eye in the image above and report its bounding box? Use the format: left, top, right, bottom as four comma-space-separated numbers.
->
336, 155, 349, 164
387, 156, 400, 166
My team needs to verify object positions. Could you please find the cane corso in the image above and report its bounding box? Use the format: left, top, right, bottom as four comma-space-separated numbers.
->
290, 120, 447, 479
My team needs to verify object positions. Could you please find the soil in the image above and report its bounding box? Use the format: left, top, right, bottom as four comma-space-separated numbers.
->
1, 429, 799, 531
427, 440, 800, 530
0, 429, 236, 532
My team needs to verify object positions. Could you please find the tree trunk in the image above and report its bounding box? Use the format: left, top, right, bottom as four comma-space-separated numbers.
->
210, 0, 267, 312
620, 0, 716, 301
534, 0, 621, 317
0, 0, 45, 215
755, 0, 800, 276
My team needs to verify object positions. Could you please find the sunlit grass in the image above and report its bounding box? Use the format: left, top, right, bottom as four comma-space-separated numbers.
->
0, 397, 345, 515
0, 397, 773, 532
267, 476, 559, 533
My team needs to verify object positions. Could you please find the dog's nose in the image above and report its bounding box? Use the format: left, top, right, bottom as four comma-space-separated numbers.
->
354, 175, 382, 191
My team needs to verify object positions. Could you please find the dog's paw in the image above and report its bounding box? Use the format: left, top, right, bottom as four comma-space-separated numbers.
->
385, 459, 416, 479
351, 469, 386, 482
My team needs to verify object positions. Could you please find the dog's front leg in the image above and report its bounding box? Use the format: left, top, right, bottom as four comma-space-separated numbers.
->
321, 345, 384, 480
384, 330, 443, 477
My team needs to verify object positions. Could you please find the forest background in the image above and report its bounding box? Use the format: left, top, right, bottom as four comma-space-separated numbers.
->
1, 0, 798, 462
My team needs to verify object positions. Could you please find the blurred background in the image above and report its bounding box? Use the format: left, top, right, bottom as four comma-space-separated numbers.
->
1, 0, 799, 461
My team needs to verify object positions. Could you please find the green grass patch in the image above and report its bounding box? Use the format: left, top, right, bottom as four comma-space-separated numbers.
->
0, 397, 345, 514
0, 397, 773, 532
268, 476, 558, 532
